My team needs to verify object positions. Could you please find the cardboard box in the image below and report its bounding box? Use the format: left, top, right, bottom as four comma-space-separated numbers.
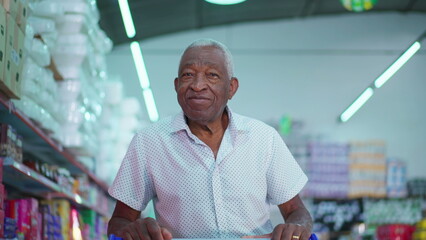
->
1, 0, 27, 32
0, 13, 24, 99
0, 5, 6, 89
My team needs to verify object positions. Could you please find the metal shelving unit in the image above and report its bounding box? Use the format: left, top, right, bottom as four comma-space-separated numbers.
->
0, 93, 111, 216
2, 157, 108, 216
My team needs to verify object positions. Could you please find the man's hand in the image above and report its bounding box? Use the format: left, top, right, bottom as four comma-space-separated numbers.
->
108, 201, 173, 240
270, 223, 310, 240
242, 223, 311, 240
118, 217, 172, 240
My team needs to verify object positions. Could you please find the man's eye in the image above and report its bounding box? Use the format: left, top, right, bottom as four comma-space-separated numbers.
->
208, 73, 219, 77
182, 73, 193, 77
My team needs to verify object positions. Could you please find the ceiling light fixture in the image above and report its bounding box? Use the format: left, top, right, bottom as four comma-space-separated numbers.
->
374, 41, 421, 88
130, 41, 159, 122
340, 87, 374, 123
204, 0, 247, 5
118, 0, 136, 38
338, 31, 425, 123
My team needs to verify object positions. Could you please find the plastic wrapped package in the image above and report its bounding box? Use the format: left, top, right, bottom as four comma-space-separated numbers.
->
22, 57, 43, 83
56, 14, 86, 33
61, 102, 84, 125
39, 31, 58, 49
56, 33, 87, 46
24, 25, 34, 51
56, 66, 81, 79
103, 80, 123, 105
88, 26, 113, 54
61, 127, 82, 147
52, 43, 87, 68
30, 38, 51, 67
57, 80, 81, 102
27, 16, 56, 34
54, 1, 90, 15
121, 97, 141, 116
30, 0, 64, 18
21, 78, 40, 102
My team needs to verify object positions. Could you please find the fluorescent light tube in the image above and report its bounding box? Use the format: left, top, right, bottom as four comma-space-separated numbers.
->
374, 41, 421, 88
205, 0, 247, 5
340, 87, 374, 122
130, 41, 150, 90
118, 0, 136, 38
143, 89, 159, 122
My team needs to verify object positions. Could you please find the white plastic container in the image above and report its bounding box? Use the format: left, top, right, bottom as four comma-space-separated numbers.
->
30, 38, 51, 67
56, 33, 87, 46
56, 14, 86, 33
28, 16, 56, 34
56, 66, 81, 80
30, 0, 64, 18
52, 43, 87, 67
57, 80, 81, 102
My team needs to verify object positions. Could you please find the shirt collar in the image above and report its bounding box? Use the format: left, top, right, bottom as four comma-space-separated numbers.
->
170, 106, 248, 135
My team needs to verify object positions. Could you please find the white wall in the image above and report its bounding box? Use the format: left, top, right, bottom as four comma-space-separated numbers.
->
106, 12, 426, 178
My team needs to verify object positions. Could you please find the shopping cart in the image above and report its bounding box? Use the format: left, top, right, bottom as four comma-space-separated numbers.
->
109, 234, 319, 240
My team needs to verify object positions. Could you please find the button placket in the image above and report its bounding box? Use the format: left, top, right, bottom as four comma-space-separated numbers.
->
211, 165, 225, 237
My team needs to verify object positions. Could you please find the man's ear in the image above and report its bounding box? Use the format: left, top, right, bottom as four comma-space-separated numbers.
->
228, 77, 239, 100
174, 78, 179, 92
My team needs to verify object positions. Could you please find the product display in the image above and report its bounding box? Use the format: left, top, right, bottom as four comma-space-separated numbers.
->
304, 142, 349, 198
348, 140, 387, 198
0, 0, 114, 239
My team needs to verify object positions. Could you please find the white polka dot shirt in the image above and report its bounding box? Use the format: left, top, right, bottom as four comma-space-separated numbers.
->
109, 108, 308, 238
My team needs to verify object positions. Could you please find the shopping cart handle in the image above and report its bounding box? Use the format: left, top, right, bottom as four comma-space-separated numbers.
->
109, 233, 319, 240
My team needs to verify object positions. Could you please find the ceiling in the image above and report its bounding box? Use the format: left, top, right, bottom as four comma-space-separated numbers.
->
97, 0, 426, 46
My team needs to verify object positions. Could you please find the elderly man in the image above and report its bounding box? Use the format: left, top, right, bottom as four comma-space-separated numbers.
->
108, 39, 313, 240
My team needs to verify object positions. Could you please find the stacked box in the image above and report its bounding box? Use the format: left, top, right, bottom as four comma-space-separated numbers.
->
0, 0, 26, 99
0, 5, 8, 98
41, 199, 70, 240
1, 0, 28, 31
386, 158, 407, 198
40, 204, 63, 240
348, 140, 387, 198
4, 198, 40, 240
303, 142, 349, 198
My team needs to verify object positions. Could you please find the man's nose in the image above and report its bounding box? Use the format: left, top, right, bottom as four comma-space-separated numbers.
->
191, 74, 208, 91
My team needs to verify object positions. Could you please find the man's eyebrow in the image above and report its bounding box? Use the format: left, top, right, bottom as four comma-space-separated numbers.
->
181, 61, 221, 68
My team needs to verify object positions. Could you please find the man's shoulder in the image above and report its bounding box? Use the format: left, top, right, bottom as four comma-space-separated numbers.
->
232, 112, 276, 133
135, 115, 175, 138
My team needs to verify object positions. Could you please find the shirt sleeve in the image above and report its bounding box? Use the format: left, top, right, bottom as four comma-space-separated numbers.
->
108, 133, 155, 211
266, 130, 308, 205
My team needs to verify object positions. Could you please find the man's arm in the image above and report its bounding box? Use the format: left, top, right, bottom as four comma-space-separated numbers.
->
108, 200, 172, 240
275, 194, 313, 240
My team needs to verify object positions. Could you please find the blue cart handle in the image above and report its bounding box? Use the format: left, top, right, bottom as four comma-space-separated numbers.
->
109, 233, 318, 240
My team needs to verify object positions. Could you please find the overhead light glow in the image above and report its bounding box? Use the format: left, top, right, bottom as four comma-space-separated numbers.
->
340, 87, 374, 122
374, 41, 421, 88
204, 0, 247, 5
143, 89, 159, 122
130, 41, 150, 90
118, 0, 136, 38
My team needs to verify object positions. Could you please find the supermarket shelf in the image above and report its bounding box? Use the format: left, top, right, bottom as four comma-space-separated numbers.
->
1, 157, 108, 216
0, 93, 109, 192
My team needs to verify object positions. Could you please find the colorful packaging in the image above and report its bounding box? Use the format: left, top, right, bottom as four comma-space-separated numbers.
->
0, 209, 4, 238
376, 224, 415, 240
0, 183, 4, 209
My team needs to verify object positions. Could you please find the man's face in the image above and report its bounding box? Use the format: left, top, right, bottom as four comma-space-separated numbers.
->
175, 46, 238, 124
